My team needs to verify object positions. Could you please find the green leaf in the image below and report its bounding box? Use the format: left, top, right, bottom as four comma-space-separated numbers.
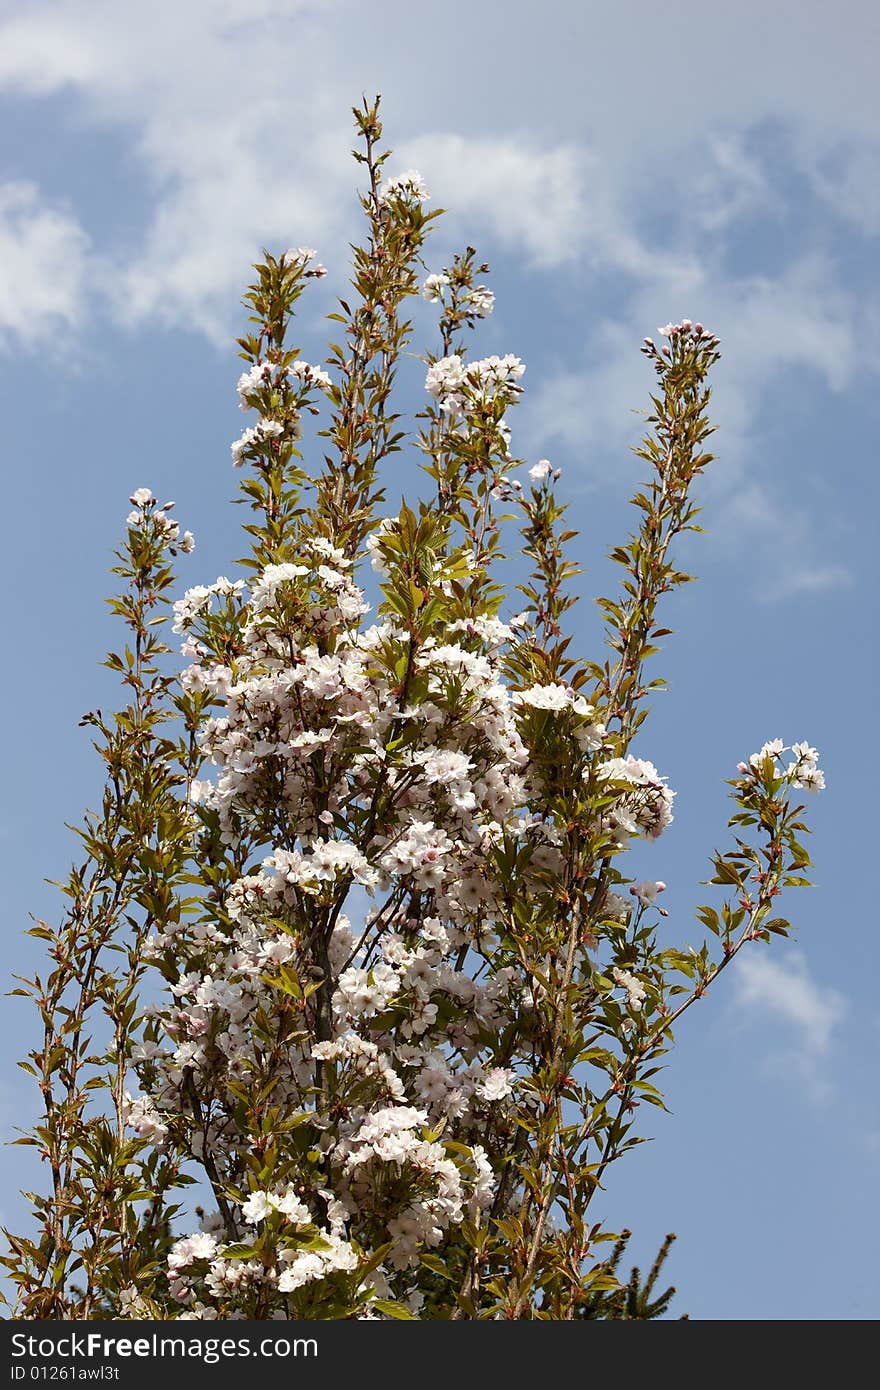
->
372, 1298, 417, 1320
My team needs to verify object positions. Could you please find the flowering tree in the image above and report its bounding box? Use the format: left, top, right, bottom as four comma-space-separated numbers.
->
3, 98, 823, 1322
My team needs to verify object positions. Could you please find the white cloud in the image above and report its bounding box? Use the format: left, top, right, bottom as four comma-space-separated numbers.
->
110, 158, 337, 343
527, 251, 860, 451
733, 949, 844, 1058
769, 564, 853, 599
0, 0, 607, 337
325, 1, 880, 164
0, 0, 871, 341
520, 250, 865, 594
724, 484, 854, 602
394, 134, 585, 269
730, 949, 846, 1104
0, 1, 348, 339
0, 0, 874, 354
0, 182, 90, 349
689, 135, 776, 234
396, 133, 702, 283
795, 133, 880, 236
715, 254, 858, 395
0, 0, 873, 610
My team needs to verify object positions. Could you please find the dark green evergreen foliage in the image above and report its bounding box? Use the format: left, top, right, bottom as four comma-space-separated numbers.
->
580, 1232, 684, 1320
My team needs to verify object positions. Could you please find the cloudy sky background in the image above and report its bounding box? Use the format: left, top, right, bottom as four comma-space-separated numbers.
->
0, 0, 877, 1318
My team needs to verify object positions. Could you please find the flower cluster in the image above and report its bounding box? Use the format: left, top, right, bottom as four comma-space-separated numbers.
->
8, 96, 827, 1327
739, 739, 826, 793
231, 340, 335, 470
611, 966, 647, 1012
425, 353, 525, 417
126, 489, 195, 551
114, 269, 821, 1323
283, 246, 328, 278
596, 755, 676, 843
422, 273, 450, 302
122, 272, 737, 1316
380, 169, 429, 204
134, 510, 572, 1308
641, 318, 722, 366
422, 272, 494, 319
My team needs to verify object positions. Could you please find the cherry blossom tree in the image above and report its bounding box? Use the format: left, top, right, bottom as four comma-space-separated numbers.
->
3, 97, 823, 1321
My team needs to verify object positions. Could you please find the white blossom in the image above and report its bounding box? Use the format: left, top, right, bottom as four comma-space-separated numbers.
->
422, 273, 450, 301
380, 169, 429, 203
611, 967, 647, 1012
465, 286, 495, 317
629, 880, 666, 906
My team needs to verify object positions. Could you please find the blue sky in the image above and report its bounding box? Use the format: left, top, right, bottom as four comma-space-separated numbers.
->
0, 0, 877, 1319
